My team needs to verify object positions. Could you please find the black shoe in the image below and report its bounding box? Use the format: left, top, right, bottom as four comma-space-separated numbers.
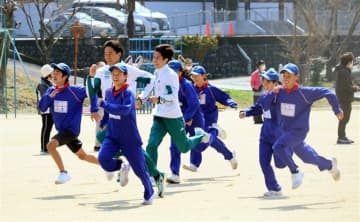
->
94, 146, 100, 152
337, 138, 352, 144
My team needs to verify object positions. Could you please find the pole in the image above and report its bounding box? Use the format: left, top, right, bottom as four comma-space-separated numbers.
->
12, 25, 16, 118
74, 36, 78, 84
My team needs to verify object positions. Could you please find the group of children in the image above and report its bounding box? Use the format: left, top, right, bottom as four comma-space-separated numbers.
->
38, 40, 343, 205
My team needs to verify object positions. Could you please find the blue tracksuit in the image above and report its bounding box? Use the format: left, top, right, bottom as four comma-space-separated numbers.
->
273, 86, 342, 173
38, 85, 86, 136
98, 85, 153, 200
190, 83, 237, 167
169, 77, 204, 176
244, 92, 285, 192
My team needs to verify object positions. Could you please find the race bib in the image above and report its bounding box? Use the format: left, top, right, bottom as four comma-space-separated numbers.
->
54, 100, 68, 113
280, 103, 295, 117
263, 109, 272, 119
199, 93, 206, 105
109, 113, 121, 120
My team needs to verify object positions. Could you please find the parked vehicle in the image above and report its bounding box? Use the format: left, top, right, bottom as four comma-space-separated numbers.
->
72, 0, 171, 36
45, 12, 114, 38
77, 7, 145, 36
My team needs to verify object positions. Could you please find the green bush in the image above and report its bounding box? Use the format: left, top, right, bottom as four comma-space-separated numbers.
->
175, 35, 218, 63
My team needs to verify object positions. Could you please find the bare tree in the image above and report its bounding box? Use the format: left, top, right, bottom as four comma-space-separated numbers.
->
281, 0, 360, 81
0, 0, 16, 112
16, 0, 76, 64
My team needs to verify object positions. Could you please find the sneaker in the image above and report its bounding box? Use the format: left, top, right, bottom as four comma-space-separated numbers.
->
105, 171, 115, 181
263, 190, 283, 197
119, 162, 130, 187
229, 151, 238, 170
143, 191, 156, 205
194, 127, 210, 143
155, 173, 165, 198
212, 123, 227, 140
344, 137, 354, 143
182, 164, 198, 172
329, 158, 340, 181
291, 171, 304, 189
55, 171, 71, 184
94, 146, 100, 152
166, 174, 180, 184
337, 138, 352, 144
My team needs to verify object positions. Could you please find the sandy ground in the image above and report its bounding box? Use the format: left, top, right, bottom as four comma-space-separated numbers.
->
0, 108, 359, 222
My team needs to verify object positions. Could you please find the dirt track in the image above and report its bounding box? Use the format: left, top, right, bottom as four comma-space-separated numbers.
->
0, 108, 359, 222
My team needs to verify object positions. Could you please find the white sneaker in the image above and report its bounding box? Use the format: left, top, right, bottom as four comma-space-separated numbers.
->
166, 174, 180, 184
182, 163, 198, 172
229, 151, 238, 170
55, 171, 71, 184
143, 191, 156, 205
263, 190, 283, 197
105, 171, 115, 181
194, 127, 210, 143
329, 158, 340, 181
212, 123, 227, 140
119, 162, 130, 187
291, 171, 304, 189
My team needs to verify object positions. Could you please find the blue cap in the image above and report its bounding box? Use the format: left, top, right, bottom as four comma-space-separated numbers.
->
109, 63, 128, 75
51, 63, 71, 76
190, 65, 207, 76
261, 68, 280, 81
280, 63, 299, 75
168, 60, 183, 72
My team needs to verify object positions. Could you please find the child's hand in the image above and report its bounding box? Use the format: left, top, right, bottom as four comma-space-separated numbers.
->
272, 85, 282, 93
336, 111, 344, 120
239, 111, 246, 119
91, 112, 101, 122
149, 96, 159, 104
89, 64, 97, 77
185, 120, 193, 126
135, 97, 142, 109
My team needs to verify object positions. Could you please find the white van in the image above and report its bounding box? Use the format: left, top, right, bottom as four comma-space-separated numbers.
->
72, 0, 170, 36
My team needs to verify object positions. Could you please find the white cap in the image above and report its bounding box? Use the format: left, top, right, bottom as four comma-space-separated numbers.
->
40, 64, 53, 78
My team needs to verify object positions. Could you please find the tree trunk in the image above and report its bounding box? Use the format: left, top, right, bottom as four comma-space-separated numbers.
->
127, 0, 135, 37
0, 1, 16, 113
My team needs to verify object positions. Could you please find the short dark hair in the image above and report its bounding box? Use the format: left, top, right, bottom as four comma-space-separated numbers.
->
340, 52, 354, 66
257, 60, 265, 67
154, 44, 174, 62
104, 40, 124, 55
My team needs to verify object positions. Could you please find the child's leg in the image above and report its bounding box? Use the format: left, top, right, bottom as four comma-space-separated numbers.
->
98, 139, 122, 172
260, 140, 281, 191
190, 143, 208, 167
169, 140, 181, 176
143, 149, 163, 178
145, 117, 168, 166
273, 132, 304, 173
123, 146, 154, 200
165, 117, 203, 153
47, 138, 65, 172
75, 148, 99, 164
210, 136, 233, 160
293, 142, 332, 171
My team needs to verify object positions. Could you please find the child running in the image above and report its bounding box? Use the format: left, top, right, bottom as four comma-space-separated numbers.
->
97, 63, 155, 205
183, 65, 238, 172
38, 63, 98, 184
239, 68, 286, 197
273, 63, 343, 189
165, 60, 205, 184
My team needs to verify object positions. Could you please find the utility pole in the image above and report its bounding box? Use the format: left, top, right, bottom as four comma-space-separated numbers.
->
70, 21, 84, 85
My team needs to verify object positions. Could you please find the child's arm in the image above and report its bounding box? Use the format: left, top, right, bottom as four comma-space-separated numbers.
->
303, 87, 342, 115
239, 95, 265, 118
211, 85, 237, 108
38, 87, 55, 112
182, 85, 200, 123
99, 91, 133, 116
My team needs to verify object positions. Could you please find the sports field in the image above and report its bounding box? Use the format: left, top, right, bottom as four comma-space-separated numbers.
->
1, 108, 359, 222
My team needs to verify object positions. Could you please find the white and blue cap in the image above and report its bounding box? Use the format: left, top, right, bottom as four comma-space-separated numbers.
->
168, 60, 183, 72
51, 63, 71, 76
261, 68, 280, 81
190, 65, 207, 76
109, 63, 128, 75
280, 63, 299, 75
